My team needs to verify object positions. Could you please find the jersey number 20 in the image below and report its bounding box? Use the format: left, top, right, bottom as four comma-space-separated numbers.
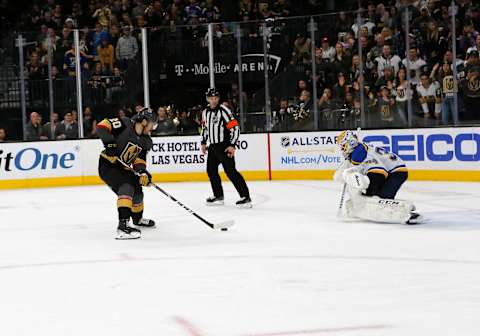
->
109, 118, 122, 129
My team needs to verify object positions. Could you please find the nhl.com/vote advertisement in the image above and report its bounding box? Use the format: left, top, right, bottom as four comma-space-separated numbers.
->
0, 127, 477, 186
270, 133, 341, 171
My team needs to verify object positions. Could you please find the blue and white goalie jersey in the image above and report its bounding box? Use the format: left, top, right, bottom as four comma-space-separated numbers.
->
349, 143, 408, 177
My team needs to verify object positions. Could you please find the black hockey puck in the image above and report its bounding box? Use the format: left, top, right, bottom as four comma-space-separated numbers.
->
221, 228, 228, 231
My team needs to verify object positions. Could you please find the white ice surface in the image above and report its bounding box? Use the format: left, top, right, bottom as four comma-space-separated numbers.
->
0, 180, 479, 336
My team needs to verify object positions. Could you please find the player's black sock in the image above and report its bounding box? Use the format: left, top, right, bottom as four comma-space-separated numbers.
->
118, 207, 132, 221
131, 210, 142, 225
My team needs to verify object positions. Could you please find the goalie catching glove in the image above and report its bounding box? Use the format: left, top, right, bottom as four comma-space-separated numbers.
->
138, 169, 152, 187
341, 167, 370, 192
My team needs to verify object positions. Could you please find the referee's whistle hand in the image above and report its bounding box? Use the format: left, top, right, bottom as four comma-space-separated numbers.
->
201, 144, 208, 155
225, 146, 236, 158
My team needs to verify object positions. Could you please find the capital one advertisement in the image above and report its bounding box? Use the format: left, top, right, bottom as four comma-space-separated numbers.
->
0, 140, 83, 180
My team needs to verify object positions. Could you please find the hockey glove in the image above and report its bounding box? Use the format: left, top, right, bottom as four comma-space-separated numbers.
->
138, 169, 152, 187
343, 168, 370, 191
105, 142, 117, 157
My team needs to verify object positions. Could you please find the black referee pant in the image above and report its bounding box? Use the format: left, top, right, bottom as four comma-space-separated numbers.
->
207, 143, 250, 199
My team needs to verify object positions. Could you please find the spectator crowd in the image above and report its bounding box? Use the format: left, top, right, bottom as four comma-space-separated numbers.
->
23, 103, 205, 141
0, 0, 479, 140
274, 0, 480, 130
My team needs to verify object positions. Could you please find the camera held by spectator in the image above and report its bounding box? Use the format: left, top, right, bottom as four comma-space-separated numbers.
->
291, 90, 312, 121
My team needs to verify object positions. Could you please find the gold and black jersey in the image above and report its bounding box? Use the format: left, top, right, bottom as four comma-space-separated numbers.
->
97, 117, 153, 169
463, 75, 480, 98
377, 98, 394, 122
442, 75, 457, 96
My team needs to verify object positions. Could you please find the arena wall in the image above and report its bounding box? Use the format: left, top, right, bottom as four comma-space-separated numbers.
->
0, 127, 478, 189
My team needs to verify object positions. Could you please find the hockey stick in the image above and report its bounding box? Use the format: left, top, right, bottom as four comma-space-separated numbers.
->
116, 159, 234, 230
148, 183, 235, 230
336, 182, 347, 218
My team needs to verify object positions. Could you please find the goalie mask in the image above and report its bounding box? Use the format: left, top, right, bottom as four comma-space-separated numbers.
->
337, 130, 359, 158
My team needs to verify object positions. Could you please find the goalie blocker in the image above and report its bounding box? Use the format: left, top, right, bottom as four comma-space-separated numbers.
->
335, 130, 422, 224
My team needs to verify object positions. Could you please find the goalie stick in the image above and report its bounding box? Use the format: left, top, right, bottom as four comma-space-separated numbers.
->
337, 182, 347, 218
337, 127, 361, 219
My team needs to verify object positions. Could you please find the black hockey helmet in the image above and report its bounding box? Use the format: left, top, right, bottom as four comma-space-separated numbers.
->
205, 88, 220, 97
132, 107, 156, 123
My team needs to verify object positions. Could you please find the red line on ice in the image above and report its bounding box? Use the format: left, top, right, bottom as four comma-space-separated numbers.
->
243, 324, 391, 336
173, 316, 205, 336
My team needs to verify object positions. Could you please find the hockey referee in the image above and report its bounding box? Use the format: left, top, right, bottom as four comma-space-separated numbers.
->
200, 88, 252, 208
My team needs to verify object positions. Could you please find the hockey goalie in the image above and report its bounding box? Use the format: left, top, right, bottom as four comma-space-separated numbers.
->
334, 130, 423, 225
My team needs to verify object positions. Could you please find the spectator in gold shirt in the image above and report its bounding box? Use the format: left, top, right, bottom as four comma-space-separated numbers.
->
97, 38, 115, 72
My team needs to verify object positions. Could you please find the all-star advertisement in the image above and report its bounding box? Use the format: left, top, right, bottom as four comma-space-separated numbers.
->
270, 132, 342, 171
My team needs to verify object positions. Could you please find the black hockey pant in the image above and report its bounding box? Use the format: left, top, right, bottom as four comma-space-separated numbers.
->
365, 171, 408, 199
207, 143, 250, 199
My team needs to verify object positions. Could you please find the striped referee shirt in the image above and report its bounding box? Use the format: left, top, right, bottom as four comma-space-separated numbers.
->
201, 104, 240, 146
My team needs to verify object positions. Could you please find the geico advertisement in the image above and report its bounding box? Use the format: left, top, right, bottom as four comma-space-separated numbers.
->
148, 134, 268, 173
0, 141, 81, 179
362, 128, 479, 169
270, 132, 341, 170
271, 127, 479, 171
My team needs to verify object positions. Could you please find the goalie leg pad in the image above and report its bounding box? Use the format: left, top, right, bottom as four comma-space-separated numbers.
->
345, 198, 355, 218
347, 192, 413, 224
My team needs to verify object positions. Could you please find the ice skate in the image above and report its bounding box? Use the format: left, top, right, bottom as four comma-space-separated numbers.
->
236, 196, 252, 209
116, 219, 141, 239
206, 195, 224, 206
405, 212, 423, 225
134, 218, 156, 228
